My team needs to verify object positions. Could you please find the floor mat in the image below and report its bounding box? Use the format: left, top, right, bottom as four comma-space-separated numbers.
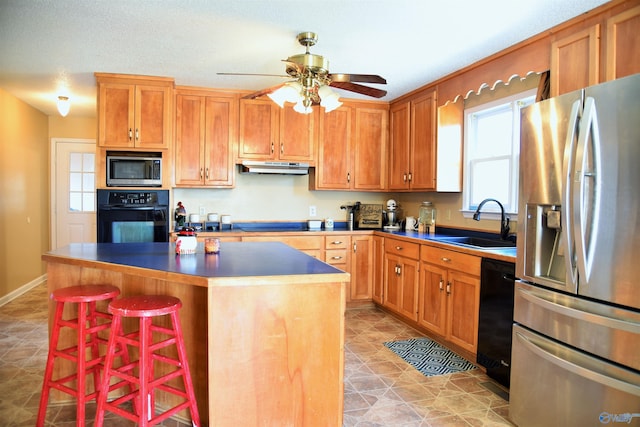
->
384, 337, 477, 377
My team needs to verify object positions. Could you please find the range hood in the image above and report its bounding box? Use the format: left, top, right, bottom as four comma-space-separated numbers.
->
240, 160, 310, 175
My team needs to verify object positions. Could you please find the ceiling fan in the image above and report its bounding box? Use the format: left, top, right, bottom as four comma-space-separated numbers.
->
218, 31, 387, 113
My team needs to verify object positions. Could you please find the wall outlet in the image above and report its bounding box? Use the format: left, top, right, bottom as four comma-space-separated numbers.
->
309, 206, 317, 217
199, 206, 206, 215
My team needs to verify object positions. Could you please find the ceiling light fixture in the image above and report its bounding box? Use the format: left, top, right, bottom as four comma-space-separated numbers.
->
267, 74, 342, 114
56, 95, 70, 117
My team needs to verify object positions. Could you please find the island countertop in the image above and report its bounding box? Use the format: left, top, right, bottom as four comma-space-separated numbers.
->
42, 241, 349, 426
43, 241, 349, 287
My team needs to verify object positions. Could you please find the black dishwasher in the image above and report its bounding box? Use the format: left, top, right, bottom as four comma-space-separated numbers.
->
477, 258, 515, 388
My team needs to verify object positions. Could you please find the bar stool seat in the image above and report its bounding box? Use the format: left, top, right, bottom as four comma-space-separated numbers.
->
37, 284, 121, 427
95, 295, 200, 427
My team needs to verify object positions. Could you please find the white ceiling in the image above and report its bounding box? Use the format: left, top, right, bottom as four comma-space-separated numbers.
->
0, 0, 609, 118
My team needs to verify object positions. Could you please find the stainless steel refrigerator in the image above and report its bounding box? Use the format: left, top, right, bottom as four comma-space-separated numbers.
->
511, 73, 640, 426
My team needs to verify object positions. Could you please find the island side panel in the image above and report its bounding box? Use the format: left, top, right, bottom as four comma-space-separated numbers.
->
207, 280, 346, 427
46, 261, 209, 425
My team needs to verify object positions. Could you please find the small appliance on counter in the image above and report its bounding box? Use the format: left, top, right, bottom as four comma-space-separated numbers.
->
340, 202, 360, 230
383, 199, 401, 230
356, 204, 383, 229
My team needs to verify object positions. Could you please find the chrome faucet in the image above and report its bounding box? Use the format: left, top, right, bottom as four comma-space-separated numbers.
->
473, 198, 511, 240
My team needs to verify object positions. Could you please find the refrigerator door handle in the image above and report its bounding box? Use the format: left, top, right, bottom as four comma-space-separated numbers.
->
518, 286, 640, 334
573, 97, 601, 284
562, 99, 582, 287
514, 331, 640, 397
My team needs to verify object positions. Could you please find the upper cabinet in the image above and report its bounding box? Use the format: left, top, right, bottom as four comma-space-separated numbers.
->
551, 5, 640, 97
96, 73, 174, 149
311, 101, 388, 191
388, 89, 437, 191
174, 88, 237, 188
238, 98, 317, 163
435, 99, 463, 192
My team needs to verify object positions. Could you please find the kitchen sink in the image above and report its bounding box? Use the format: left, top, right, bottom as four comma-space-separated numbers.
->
436, 236, 516, 248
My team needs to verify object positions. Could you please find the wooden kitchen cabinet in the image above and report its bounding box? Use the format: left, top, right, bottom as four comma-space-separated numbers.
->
550, 25, 600, 97
605, 5, 640, 81
174, 88, 237, 187
384, 237, 420, 321
372, 235, 385, 304
350, 235, 373, 302
419, 245, 481, 354
311, 101, 388, 191
241, 234, 323, 259
238, 98, 317, 163
96, 73, 174, 149
388, 89, 437, 191
325, 235, 350, 278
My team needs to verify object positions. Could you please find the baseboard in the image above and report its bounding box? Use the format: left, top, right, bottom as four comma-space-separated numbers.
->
0, 274, 47, 307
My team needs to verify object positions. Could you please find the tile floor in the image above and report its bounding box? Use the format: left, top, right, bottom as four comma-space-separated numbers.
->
0, 283, 514, 426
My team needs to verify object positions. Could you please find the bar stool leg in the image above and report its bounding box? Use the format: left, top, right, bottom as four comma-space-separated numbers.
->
170, 310, 200, 425
36, 301, 64, 427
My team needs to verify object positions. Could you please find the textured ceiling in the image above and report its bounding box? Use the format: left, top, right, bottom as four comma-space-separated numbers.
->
0, 0, 610, 117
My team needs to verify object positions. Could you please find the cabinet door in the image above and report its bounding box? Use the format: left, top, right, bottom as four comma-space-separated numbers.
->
372, 235, 384, 304
175, 94, 205, 185
550, 25, 600, 96
238, 99, 278, 160
418, 262, 448, 336
447, 270, 480, 353
204, 96, 236, 187
135, 84, 171, 149
352, 106, 387, 190
98, 83, 135, 148
409, 90, 436, 190
398, 257, 419, 321
279, 105, 316, 162
384, 253, 402, 312
351, 235, 373, 301
315, 106, 352, 189
388, 102, 410, 190
605, 5, 640, 81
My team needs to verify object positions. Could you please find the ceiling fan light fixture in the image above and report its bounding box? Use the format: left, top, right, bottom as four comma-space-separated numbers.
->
56, 95, 70, 117
293, 98, 313, 114
318, 85, 342, 113
267, 82, 302, 108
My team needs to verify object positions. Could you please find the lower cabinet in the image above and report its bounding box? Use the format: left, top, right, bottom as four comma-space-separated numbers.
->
418, 245, 481, 354
383, 237, 420, 321
326, 234, 374, 303
372, 235, 385, 304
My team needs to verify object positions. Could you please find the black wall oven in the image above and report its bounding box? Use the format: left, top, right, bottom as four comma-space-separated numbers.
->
97, 190, 169, 243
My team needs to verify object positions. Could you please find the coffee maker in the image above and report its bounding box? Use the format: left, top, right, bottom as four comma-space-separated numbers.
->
383, 199, 401, 230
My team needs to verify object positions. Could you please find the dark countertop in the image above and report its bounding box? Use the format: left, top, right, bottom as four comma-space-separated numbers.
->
43, 242, 346, 279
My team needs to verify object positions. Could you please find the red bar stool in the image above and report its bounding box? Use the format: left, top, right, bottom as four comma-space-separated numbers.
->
95, 295, 200, 427
37, 284, 121, 427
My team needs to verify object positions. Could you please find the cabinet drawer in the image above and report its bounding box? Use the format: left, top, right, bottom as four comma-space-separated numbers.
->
325, 236, 350, 250
385, 238, 420, 260
242, 235, 323, 250
421, 245, 481, 275
325, 249, 348, 265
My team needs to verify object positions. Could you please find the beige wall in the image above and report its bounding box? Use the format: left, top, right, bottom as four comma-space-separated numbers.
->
0, 88, 49, 298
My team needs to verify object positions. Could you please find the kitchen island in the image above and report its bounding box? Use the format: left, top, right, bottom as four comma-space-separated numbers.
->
42, 242, 350, 426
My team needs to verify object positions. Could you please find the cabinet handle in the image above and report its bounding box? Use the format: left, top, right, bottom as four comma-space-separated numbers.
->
396, 246, 403, 251
446, 282, 451, 294
396, 265, 402, 275
441, 257, 451, 263
403, 173, 407, 182
200, 168, 203, 179
408, 172, 412, 182
347, 172, 351, 183
331, 256, 343, 260
439, 279, 444, 291
128, 128, 133, 141
271, 142, 274, 153
206, 168, 209, 179
135, 128, 139, 141
331, 241, 343, 245
280, 142, 284, 155
353, 242, 357, 253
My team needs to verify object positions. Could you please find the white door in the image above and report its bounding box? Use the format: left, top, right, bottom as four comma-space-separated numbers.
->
51, 138, 96, 249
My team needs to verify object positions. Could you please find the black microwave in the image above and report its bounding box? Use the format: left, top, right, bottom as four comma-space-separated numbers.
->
106, 152, 162, 187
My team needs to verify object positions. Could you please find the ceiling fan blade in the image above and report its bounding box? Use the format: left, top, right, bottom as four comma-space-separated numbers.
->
329, 81, 387, 98
242, 83, 287, 99
329, 73, 387, 84
217, 72, 289, 78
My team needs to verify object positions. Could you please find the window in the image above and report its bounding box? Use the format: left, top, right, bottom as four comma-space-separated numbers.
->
69, 152, 95, 212
462, 88, 536, 217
